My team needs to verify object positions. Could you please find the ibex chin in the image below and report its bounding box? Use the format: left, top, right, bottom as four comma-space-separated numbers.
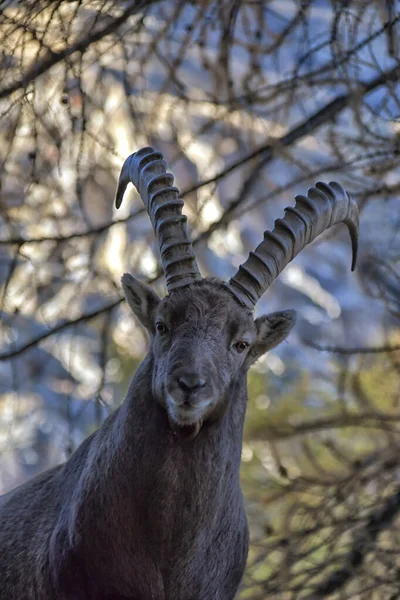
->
0, 147, 359, 599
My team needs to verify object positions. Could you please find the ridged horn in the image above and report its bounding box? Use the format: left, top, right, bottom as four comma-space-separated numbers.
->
115, 147, 201, 291
226, 182, 359, 309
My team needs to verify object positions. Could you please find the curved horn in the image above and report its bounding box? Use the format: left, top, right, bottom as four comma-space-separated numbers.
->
226, 182, 359, 309
115, 147, 201, 291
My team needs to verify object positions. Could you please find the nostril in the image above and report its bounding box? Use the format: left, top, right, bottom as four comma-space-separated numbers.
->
178, 375, 206, 394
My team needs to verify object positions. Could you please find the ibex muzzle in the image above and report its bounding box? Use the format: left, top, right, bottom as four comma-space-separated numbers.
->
0, 146, 359, 600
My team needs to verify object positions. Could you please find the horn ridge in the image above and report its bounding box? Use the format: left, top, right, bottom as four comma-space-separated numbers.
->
226, 181, 359, 309
115, 147, 201, 291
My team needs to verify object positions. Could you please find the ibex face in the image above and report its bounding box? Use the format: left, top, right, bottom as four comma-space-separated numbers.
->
116, 146, 359, 429
122, 275, 296, 428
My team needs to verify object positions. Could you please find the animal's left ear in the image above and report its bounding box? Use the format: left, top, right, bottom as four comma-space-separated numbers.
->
244, 310, 296, 368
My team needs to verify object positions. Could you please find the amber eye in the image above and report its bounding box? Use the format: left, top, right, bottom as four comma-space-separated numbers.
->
156, 322, 167, 334
234, 341, 249, 353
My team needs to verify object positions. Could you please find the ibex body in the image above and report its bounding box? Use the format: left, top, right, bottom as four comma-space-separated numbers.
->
0, 147, 359, 599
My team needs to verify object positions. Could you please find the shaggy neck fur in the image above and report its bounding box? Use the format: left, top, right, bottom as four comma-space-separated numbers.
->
47, 354, 249, 599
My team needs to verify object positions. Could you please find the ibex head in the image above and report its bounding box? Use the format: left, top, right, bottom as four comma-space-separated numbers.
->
116, 147, 359, 431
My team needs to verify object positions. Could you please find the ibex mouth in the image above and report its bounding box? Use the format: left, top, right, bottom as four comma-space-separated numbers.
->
167, 394, 211, 428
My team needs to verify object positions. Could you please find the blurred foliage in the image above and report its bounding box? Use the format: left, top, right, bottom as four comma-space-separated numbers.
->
241, 348, 400, 598
0, 1, 400, 598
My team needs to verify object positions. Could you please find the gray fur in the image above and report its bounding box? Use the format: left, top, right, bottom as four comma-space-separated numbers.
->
0, 277, 296, 600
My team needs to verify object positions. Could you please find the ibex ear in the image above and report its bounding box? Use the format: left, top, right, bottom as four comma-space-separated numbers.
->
245, 310, 296, 368
121, 273, 160, 333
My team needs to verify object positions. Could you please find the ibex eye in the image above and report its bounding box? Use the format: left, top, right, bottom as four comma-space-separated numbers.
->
235, 341, 249, 353
156, 322, 167, 334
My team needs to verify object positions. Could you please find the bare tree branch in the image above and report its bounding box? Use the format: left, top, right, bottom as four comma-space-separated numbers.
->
305, 341, 400, 354
307, 488, 400, 599
0, 1, 157, 100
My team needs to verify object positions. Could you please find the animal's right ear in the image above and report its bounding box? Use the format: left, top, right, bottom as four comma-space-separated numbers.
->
121, 273, 160, 333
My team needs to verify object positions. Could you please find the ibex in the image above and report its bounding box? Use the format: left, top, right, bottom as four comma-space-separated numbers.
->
0, 147, 359, 599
